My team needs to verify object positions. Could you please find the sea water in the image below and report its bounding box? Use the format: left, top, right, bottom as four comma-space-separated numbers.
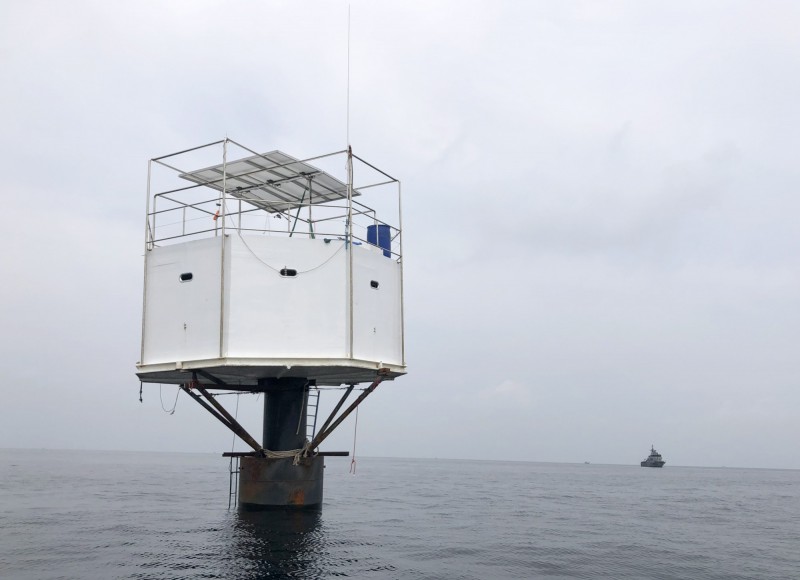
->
0, 449, 797, 579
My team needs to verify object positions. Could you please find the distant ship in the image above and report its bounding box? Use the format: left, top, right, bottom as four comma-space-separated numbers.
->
640, 445, 666, 468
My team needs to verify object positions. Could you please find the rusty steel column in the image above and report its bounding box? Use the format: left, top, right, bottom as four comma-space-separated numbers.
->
239, 455, 324, 509
238, 378, 324, 509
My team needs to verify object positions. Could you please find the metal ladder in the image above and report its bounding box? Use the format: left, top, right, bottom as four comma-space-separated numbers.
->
306, 387, 320, 441
228, 455, 240, 509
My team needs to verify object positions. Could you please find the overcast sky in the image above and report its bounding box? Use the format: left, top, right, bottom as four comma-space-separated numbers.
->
1, 1, 798, 469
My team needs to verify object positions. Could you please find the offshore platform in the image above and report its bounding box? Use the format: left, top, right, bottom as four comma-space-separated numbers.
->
136, 138, 406, 508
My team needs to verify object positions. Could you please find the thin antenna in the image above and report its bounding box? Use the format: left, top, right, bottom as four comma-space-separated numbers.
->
346, 4, 351, 147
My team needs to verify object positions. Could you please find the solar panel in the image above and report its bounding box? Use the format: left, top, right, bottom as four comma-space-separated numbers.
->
179, 151, 359, 213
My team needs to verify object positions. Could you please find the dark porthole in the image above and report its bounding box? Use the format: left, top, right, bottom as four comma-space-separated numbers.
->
280, 268, 298, 277
179, 273, 193, 282
370, 280, 379, 289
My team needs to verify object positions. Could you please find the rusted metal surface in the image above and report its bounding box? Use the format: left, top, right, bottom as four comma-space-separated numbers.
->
192, 381, 263, 452
309, 374, 386, 451
180, 368, 389, 508
238, 455, 324, 509
288, 488, 306, 506
180, 378, 263, 453
195, 369, 228, 386
179, 384, 249, 445
314, 385, 354, 443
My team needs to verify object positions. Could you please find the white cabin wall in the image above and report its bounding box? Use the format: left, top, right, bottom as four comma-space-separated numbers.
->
142, 237, 222, 364
352, 244, 403, 365
141, 234, 404, 372
225, 236, 348, 358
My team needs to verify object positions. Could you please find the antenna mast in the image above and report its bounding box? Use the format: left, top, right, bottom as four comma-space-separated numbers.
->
346, 4, 351, 147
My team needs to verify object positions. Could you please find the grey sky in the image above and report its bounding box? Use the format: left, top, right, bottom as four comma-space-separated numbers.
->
1, 1, 798, 468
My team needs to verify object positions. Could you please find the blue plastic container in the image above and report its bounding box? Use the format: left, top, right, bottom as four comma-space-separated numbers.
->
367, 224, 391, 258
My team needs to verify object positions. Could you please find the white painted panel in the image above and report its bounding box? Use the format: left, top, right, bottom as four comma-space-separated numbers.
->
142, 237, 222, 364
141, 234, 404, 375
225, 236, 348, 358
352, 244, 403, 365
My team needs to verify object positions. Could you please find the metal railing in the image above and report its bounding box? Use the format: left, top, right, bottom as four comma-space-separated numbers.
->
145, 141, 402, 261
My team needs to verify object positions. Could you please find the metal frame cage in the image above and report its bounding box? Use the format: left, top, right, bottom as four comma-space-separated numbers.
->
144, 138, 403, 260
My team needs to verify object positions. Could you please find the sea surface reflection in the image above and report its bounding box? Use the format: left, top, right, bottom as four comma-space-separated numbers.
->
224, 509, 327, 579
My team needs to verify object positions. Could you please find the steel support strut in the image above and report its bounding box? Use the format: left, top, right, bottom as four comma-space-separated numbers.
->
308, 374, 386, 452
181, 375, 263, 454
314, 385, 354, 443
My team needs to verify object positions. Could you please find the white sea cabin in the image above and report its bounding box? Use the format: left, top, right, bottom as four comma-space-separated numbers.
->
136, 139, 405, 387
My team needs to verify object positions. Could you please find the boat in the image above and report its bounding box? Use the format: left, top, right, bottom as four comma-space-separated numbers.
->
640, 445, 665, 468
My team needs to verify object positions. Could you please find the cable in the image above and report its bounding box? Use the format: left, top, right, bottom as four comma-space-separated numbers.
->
159, 384, 180, 415
237, 232, 345, 275
349, 406, 359, 475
